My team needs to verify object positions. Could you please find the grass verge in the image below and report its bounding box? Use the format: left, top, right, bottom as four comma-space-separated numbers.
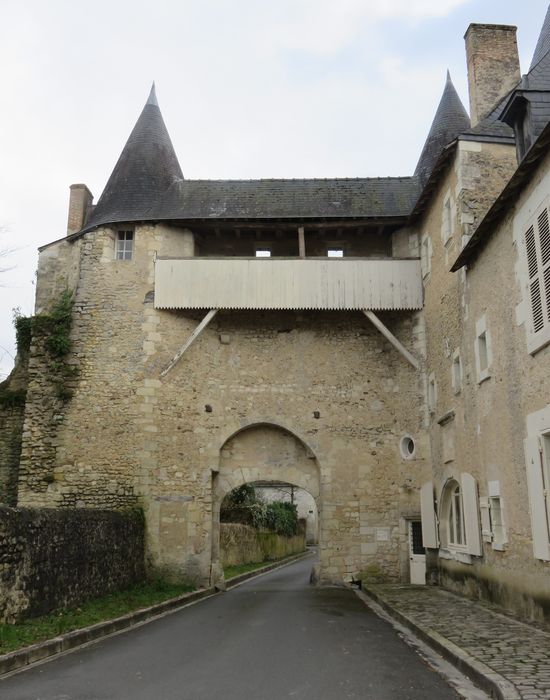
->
0, 579, 194, 654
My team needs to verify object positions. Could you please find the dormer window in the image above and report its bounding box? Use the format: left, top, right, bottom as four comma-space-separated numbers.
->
327, 248, 344, 258
116, 230, 134, 260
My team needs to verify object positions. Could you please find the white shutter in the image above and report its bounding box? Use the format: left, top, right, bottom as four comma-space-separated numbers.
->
420, 481, 439, 548
524, 436, 550, 561
526, 208, 550, 335
461, 473, 483, 556
479, 496, 492, 543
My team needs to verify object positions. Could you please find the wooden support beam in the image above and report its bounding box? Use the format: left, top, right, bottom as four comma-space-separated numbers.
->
160, 309, 218, 378
298, 226, 306, 258
362, 310, 419, 369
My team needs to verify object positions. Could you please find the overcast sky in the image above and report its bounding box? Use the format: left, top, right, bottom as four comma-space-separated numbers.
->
1, 0, 548, 379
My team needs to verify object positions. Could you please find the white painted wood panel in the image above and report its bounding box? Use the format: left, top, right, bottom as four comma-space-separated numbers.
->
154, 258, 422, 310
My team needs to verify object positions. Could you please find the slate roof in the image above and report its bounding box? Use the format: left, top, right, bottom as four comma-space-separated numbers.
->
461, 97, 515, 142
530, 4, 550, 71
83, 84, 184, 233
500, 18, 550, 158
78, 88, 420, 232
414, 72, 471, 187
144, 177, 421, 221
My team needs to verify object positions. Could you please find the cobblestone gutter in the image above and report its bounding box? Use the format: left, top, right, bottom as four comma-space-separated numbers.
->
363, 584, 550, 700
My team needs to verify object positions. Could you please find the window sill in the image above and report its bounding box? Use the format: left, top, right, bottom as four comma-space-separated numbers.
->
527, 327, 550, 356
477, 371, 491, 385
437, 409, 455, 426
438, 547, 472, 565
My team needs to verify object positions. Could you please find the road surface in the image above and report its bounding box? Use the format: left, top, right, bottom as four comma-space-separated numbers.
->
0, 554, 457, 699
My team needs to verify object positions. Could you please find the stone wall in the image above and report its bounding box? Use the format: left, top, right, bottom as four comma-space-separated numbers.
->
16, 222, 429, 587
0, 507, 145, 623
0, 402, 25, 505
220, 523, 306, 567
419, 137, 550, 622
0, 350, 29, 505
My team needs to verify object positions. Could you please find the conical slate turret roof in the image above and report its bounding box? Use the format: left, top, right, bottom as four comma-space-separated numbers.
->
83, 84, 183, 232
530, 4, 550, 71
414, 72, 470, 186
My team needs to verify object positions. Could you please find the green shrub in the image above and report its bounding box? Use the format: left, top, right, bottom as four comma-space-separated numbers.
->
33, 290, 73, 358
13, 310, 32, 354
265, 501, 298, 537
220, 485, 298, 536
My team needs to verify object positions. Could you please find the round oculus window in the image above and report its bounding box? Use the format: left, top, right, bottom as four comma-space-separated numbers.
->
400, 436, 416, 460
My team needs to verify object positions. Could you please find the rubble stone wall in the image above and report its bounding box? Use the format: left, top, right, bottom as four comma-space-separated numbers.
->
0, 506, 145, 623
220, 523, 306, 567
16, 223, 429, 587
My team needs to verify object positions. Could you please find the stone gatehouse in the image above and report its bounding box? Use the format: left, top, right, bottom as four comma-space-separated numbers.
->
2, 8, 550, 619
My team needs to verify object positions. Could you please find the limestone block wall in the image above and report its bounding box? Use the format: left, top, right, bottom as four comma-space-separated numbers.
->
220, 523, 305, 567
0, 507, 145, 623
17, 222, 429, 587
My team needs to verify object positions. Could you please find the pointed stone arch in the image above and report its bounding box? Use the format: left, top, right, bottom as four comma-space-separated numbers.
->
210, 422, 321, 582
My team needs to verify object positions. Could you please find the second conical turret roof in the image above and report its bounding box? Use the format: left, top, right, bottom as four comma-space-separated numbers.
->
414, 72, 470, 186
83, 84, 183, 232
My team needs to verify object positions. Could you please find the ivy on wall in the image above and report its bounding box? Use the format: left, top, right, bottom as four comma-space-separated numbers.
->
31, 291, 77, 401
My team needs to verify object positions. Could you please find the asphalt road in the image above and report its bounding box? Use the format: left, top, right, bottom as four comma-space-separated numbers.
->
1, 554, 457, 699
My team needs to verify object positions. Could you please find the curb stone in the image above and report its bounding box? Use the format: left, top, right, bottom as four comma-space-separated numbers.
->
360, 586, 521, 700
0, 550, 312, 678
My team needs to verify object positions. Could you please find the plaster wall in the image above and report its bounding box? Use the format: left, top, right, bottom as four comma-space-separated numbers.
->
421, 139, 550, 620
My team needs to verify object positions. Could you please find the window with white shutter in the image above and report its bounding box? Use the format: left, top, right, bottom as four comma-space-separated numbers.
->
461, 473, 483, 556
524, 404, 550, 561
439, 474, 482, 556
420, 481, 439, 548
525, 205, 550, 353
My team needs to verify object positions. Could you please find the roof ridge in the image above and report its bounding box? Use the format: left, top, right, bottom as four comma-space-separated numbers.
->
180, 176, 416, 183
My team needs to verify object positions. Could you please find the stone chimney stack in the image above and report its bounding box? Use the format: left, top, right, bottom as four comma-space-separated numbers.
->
66, 184, 93, 236
464, 24, 520, 127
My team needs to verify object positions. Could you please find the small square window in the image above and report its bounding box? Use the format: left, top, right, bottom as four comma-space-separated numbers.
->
255, 249, 271, 258
327, 248, 344, 258
421, 235, 431, 278
475, 315, 492, 383
116, 230, 134, 260
443, 198, 452, 245
428, 372, 437, 414
452, 351, 462, 394
478, 332, 488, 371
489, 496, 507, 547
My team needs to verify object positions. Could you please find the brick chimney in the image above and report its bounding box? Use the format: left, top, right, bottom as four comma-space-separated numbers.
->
464, 24, 520, 127
67, 184, 93, 236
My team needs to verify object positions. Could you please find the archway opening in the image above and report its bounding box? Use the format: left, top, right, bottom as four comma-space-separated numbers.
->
211, 423, 321, 585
